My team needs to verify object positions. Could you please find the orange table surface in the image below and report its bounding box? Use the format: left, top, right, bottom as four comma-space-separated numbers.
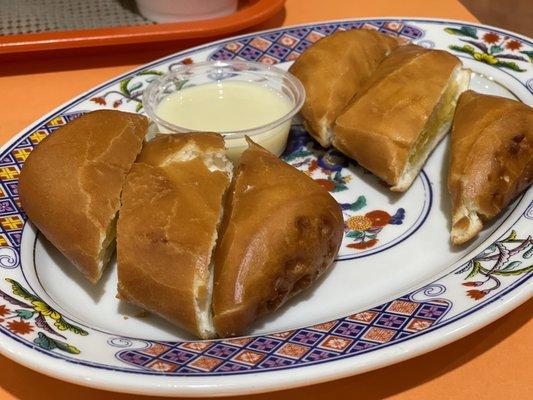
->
0, 0, 531, 399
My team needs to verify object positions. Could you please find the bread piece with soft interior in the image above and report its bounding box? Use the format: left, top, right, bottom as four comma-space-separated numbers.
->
117, 133, 232, 338
333, 45, 469, 192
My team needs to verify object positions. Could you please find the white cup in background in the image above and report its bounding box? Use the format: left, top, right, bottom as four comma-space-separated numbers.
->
135, 0, 239, 23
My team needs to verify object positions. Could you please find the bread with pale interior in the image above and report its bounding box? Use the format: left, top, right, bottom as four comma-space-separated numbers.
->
289, 29, 399, 147
332, 44, 470, 192
117, 133, 233, 339
19, 110, 147, 283
448, 90, 532, 245
212, 138, 344, 337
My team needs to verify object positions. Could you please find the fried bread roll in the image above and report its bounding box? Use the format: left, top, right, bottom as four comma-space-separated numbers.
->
117, 133, 233, 338
19, 110, 147, 282
212, 138, 344, 337
448, 90, 532, 244
289, 29, 399, 147
333, 44, 470, 192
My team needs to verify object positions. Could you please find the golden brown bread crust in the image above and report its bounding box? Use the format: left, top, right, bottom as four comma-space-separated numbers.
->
212, 139, 344, 337
19, 110, 147, 283
288, 29, 399, 147
448, 90, 533, 245
117, 133, 232, 338
333, 45, 464, 190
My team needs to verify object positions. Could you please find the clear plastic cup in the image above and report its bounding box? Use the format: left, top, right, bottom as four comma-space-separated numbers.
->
142, 60, 305, 162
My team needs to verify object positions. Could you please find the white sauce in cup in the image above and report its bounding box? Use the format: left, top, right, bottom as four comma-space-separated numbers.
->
155, 81, 293, 161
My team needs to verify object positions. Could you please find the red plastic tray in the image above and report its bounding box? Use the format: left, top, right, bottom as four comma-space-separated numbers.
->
0, 0, 285, 56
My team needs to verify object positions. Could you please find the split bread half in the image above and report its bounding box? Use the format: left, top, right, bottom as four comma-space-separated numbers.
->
117, 133, 233, 339
212, 138, 344, 337
19, 110, 147, 283
288, 29, 399, 147
333, 44, 471, 192
448, 90, 532, 245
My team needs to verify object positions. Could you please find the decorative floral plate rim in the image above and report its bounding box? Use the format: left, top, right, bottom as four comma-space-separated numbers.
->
0, 18, 531, 397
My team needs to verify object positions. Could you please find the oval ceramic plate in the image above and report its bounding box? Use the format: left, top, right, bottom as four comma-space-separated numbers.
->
0, 18, 531, 397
